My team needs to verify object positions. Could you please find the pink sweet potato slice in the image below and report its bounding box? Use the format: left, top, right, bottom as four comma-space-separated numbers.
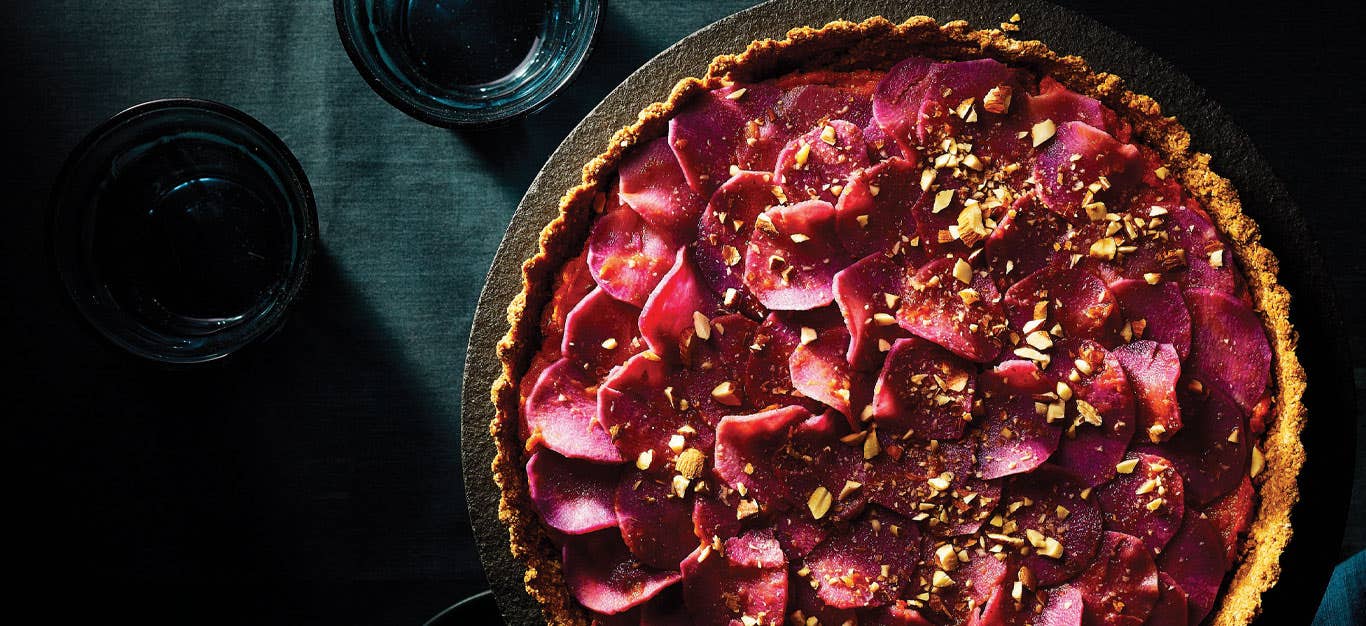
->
873, 337, 975, 440
587, 196, 681, 307
1109, 279, 1192, 359
774, 120, 869, 205
1156, 511, 1225, 625
618, 136, 705, 238
563, 529, 682, 615
833, 252, 912, 371
1004, 465, 1104, 587
1113, 340, 1183, 442
896, 256, 1008, 363
743, 199, 851, 310
562, 288, 645, 376
525, 359, 623, 463
976, 360, 1062, 480
526, 450, 620, 535
1183, 288, 1271, 414
680, 531, 788, 625
1095, 452, 1186, 555
1074, 532, 1160, 626
834, 157, 925, 259
804, 508, 921, 609
615, 468, 700, 569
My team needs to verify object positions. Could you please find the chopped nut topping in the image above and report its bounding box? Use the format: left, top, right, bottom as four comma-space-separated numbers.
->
1250, 446, 1265, 477
952, 258, 974, 285
983, 85, 1013, 114
820, 124, 838, 145
838, 480, 863, 501
807, 486, 833, 520
1135, 478, 1159, 496
1031, 119, 1056, 147
1039, 537, 1064, 559
722, 245, 741, 266
1115, 458, 1140, 474
1145, 497, 1166, 512
1147, 423, 1167, 443
711, 381, 742, 406
736, 498, 759, 519
693, 311, 712, 340
934, 189, 955, 213
794, 142, 812, 167
1055, 505, 1070, 520
636, 449, 654, 471
932, 570, 956, 589
725, 87, 747, 100
1143, 272, 1162, 285
935, 544, 960, 570
863, 429, 881, 459
600, 337, 619, 350
873, 312, 897, 326
1026, 331, 1054, 351
1088, 237, 1117, 260
920, 168, 937, 192
675, 447, 706, 480
1075, 399, 1102, 426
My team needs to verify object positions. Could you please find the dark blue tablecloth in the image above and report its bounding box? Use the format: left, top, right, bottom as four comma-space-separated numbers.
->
2, 1, 1361, 623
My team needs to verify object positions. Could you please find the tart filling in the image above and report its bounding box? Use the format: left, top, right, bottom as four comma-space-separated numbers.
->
503, 21, 1296, 626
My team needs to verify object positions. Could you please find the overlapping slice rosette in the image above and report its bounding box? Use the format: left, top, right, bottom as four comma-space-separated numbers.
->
515, 55, 1272, 625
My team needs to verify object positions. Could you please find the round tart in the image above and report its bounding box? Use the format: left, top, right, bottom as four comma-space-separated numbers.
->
490, 16, 1305, 626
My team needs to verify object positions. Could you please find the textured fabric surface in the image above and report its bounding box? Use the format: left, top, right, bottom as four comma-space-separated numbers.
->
0, 1, 1360, 623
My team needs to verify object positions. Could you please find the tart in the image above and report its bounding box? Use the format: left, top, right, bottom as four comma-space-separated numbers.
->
491, 16, 1305, 626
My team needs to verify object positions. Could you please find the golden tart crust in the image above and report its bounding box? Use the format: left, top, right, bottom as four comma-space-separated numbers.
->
489, 15, 1306, 626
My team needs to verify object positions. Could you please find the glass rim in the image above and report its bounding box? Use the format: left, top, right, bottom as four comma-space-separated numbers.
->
48, 97, 319, 365
332, 0, 605, 128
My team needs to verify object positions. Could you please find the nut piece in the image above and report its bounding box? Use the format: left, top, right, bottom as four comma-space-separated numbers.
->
934, 544, 960, 570
932, 570, 956, 589
983, 84, 1014, 114
1031, 119, 1057, 147
1038, 537, 1064, 559
1115, 458, 1140, 474
933, 189, 955, 213
952, 258, 974, 285
635, 449, 654, 471
807, 486, 833, 520
675, 447, 706, 480
800, 326, 818, 345
693, 311, 712, 340
711, 381, 742, 406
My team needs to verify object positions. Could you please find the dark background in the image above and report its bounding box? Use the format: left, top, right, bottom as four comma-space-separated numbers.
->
2, 1, 1361, 624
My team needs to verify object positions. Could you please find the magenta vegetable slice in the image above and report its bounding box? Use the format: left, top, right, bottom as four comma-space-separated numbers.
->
1143, 385, 1248, 507
740, 83, 870, 171
668, 84, 780, 197
692, 170, 774, 316
833, 252, 912, 371
985, 193, 1069, 289
587, 194, 681, 307
1144, 572, 1189, 626
724, 527, 785, 569
804, 508, 921, 609
861, 601, 936, 626
597, 352, 715, 465
713, 405, 813, 510
1109, 279, 1192, 359
969, 583, 1084, 626
896, 256, 1008, 363
772, 410, 868, 522
834, 157, 926, 259
1201, 476, 1255, 568
773, 510, 829, 557
866, 437, 997, 536
928, 543, 1010, 616
976, 360, 1061, 480
615, 468, 700, 569
1156, 510, 1225, 625
743, 199, 851, 310
1005, 465, 1104, 586
1043, 340, 1137, 486
639, 248, 723, 362
1184, 288, 1272, 414
692, 490, 742, 544
1074, 532, 1160, 626
1120, 199, 1237, 295
1095, 452, 1186, 555
774, 120, 870, 205
1113, 340, 1183, 442
526, 450, 620, 535
525, 359, 623, 463
792, 567, 859, 626
741, 310, 842, 412
563, 529, 682, 615
562, 288, 645, 376
678, 313, 760, 428
618, 136, 706, 238
680, 531, 788, 625
1005, 264, 1122, 346
871, 56, 935, 153
789, 326, 871, 422
1033, 122, 1141, 220
873, 337, 975, 440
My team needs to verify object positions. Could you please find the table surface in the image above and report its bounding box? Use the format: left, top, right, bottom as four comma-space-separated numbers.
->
2, 1, 1361, 623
